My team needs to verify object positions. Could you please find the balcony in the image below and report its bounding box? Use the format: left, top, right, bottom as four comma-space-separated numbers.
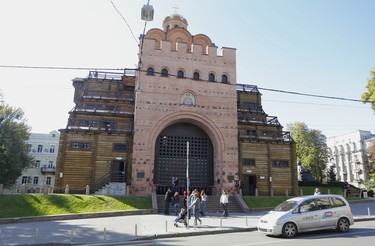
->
41, 166, 56, 174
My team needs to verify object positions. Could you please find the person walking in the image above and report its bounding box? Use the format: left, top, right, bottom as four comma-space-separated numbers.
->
173, 192, 180, 216
200, 189, 207, 216
188, 191, 202, 226
164, 187, 173, 215
220, 190, 229, 217
183, 190, 188, 208
314, 187, 321, 195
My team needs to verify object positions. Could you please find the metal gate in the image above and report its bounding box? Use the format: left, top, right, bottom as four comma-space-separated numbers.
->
154, 123, 214, 194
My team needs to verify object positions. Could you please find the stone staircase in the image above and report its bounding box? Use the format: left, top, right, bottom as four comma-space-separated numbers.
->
156, 194, 244, 214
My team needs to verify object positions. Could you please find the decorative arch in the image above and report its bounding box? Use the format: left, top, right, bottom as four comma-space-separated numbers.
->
166, 28, 193, 51
145, 29, 165, 49
193, 34, 213, 54
146, 111, 226, 167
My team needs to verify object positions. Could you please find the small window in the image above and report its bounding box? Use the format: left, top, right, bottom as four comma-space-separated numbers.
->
37, 145, 43, 153
209, 73, 215, 82
193, 72, 200, 80
222, 74, 229, 83
21, 176, 28, 184
33, 176, 39, 185
146, 67, 154, 76
161, 68, 169, 77
46, 177, 52, 185
70, 142, 91, 150
36, 160, 41, 168
177, 70, 184, 78
48, 161, 54, 168
273, 160, 289, 167
113, 143, 128, 152
243, 158, 256, 166
49, 145, 56, 153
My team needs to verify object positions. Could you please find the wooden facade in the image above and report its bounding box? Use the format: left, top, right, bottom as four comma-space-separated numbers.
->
54, 71, 135, 193
237, 84, 298, 196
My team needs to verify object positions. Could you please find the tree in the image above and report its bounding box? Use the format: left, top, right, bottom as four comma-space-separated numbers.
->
366, 139, 375, 175
286, 122, 329, 183
362, 68, 375, 113
0, 103, 32, 187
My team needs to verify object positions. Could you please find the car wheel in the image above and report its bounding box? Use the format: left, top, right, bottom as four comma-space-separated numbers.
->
282, 222, 297, 238
337, 217, 350, 232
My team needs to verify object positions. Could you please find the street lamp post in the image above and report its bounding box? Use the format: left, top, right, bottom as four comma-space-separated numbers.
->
186, 141, 190, 227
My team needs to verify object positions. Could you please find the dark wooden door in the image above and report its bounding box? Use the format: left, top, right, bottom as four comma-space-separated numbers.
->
154, 123, 214, 194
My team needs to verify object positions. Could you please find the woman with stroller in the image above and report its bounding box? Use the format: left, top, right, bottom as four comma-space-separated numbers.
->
188, 191, 202, 226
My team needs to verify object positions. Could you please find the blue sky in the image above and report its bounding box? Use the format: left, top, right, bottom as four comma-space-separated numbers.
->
1, 0, 374, 138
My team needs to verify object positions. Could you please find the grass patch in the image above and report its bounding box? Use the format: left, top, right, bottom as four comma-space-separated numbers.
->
0, 194, 151, 218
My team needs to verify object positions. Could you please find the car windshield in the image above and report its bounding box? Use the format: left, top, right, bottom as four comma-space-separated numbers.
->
272, 200, 298, 212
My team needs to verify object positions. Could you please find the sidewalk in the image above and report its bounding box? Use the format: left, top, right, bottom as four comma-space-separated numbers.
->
1, 201, 375, 246
0, 212, 263, 246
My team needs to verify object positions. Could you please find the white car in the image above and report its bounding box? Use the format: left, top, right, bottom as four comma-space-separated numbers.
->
257, 194, 354, 238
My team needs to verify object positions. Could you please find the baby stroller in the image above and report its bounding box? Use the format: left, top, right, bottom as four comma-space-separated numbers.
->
174, 208, 188, 227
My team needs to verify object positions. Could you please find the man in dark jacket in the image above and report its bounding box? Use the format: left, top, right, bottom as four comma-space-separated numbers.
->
164, 187, 173, 214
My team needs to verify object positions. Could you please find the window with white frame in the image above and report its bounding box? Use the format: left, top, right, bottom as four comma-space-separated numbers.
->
49, 145, 56, 153
37, 145, 43, 152
46, 177, 52, 185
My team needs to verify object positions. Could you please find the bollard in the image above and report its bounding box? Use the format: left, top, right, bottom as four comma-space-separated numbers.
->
165, 220, 168, 232
368, 207, 371, 217
328, 189, 331, 194
35, 228, 39, 242
70, 228, 74, 242
220, 217, 223, 228
135, 224, 137, 237
255, 188, 259, 197
246, 216, 248, 227
0, 229, 2, 241
300, 188, 303, 196
104, 227, 107, 240
270, 188, 274, 197
86, 185, 90, 195
285, 189, 289, 197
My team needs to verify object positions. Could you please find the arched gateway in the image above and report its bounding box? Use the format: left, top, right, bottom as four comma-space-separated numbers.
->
154, 123, 214, 195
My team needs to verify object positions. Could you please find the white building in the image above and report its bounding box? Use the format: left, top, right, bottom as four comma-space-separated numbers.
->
327, 130, 375, 189
15, 130, 60, 193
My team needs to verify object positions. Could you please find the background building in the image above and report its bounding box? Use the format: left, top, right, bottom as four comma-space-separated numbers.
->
55, 14, 297, 196
14, 130, 59, 193
327, 130, 375, 189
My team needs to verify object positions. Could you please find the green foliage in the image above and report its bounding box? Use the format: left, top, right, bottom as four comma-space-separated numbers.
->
0, 104, 32, 187
326, 166, 337, 182
362, 69, 375, 113
0, 194, 152, 218
367, 189, 374, 197
365, 173, 375, 190
286, 122, 328, 183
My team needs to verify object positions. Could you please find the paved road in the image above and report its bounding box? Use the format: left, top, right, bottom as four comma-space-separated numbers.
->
0, 199, 374, 246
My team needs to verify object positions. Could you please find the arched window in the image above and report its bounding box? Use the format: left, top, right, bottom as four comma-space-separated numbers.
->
193, 72, 200, 80
161, 68, 169, 77
146, 67, 154, 76
209, 73, 215, 82
221, 74, 228, 83
177, 70, 184, 78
